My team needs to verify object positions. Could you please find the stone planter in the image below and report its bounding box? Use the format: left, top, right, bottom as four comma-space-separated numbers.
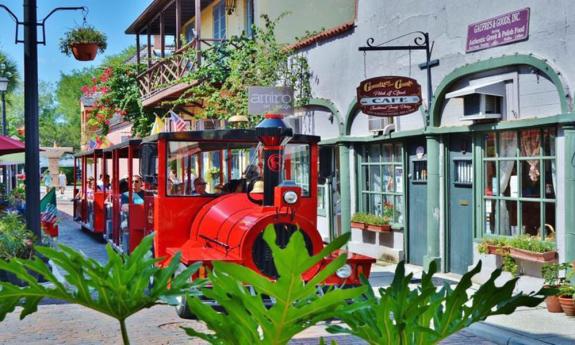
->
558, 296, 575, 316
509, 248, 558, 263
71, 43, 99, 61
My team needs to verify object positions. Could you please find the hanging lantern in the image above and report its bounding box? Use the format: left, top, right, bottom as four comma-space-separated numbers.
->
225, 0, 236, 15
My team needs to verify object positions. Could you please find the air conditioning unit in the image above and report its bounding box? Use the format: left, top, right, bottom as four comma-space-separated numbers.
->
368, 116, 393, 135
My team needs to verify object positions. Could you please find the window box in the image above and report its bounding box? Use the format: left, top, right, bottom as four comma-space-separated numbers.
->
366, 224, 392, 232
351, 221, 367, 230
509, 248, 557, 263
485, 244, 510, 256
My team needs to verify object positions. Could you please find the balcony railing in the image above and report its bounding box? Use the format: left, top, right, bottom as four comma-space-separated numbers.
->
136, 38, 223, 106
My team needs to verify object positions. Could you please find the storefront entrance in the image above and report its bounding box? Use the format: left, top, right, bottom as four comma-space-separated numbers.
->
408, 140, 427, 266
447, 134, 473, 274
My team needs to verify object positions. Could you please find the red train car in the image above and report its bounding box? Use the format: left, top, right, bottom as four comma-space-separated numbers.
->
73, 149, 108, 235
74, 115, 375, 317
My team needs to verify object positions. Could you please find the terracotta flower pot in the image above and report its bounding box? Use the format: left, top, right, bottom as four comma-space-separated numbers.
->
545, 295, 563, 313
558, 296, 575, 316
509, 248, 557, 263
71, 43, 99, 61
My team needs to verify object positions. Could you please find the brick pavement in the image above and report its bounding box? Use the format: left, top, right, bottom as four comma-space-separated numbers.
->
0, 189, 497, 344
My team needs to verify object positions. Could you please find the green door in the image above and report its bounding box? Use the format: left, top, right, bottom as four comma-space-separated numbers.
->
408, 140, 427, 266
448, 134, 473, 274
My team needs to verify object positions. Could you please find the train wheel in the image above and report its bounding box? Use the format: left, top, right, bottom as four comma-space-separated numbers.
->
175, 295, 195, 319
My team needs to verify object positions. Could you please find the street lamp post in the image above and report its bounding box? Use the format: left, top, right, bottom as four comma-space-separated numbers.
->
0, 2, 86, 239
0, 75, 8, 190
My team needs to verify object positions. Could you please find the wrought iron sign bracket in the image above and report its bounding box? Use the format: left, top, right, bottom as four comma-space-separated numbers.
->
359, 31, 436, 128
0, 5, 87, 45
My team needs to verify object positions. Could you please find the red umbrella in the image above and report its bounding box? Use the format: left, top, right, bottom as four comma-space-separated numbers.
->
0, 135, 25, 155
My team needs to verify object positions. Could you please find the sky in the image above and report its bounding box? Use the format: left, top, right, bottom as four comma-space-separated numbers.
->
0, 0, 153, 84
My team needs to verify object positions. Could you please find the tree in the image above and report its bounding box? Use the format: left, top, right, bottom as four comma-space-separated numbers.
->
0, 50, 19, 94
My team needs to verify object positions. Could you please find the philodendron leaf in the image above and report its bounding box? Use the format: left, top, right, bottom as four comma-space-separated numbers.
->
0, 234, 200, 344
183, 224, 366, 345
328, 260, 545, 345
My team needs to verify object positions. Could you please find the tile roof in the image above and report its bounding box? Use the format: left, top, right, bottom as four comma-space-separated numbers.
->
288, 22, 355, 51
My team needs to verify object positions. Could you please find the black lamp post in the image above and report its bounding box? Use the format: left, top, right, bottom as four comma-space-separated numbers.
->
0, 74, 8, 190
0, 1, 86, 239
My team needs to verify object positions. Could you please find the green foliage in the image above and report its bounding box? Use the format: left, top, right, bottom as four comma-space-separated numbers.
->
0, 51, 19, 94
541, 262, 571, 287
59, 26, 108, 56
501, 256, 519, 277
173, 15, 312, 126
478, 235, 555, 254
351, 213, 390, 226
0, 235, 200, 345
0, 212, 34, 260
182, 225, 366, 345
327, 261, 545, 345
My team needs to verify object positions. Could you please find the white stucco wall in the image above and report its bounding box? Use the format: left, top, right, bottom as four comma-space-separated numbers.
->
301, 0, 573, 135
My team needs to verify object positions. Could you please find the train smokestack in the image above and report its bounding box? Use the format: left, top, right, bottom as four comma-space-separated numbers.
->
256, 114, 293, 206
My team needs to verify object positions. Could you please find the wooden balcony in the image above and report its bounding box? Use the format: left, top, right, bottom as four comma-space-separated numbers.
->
137, 40, 201, 107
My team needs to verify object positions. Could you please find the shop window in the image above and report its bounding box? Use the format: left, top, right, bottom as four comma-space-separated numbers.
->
412, 160, 428, 183
482, 128, 556, 239
359, 143, 404, 225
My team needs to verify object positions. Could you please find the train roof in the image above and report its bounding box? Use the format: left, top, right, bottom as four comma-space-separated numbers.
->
102, 139, 143, 158
141, 129, 320, 144
73, 148, 103, 158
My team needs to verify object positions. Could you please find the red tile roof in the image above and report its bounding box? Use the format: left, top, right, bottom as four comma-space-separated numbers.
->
288, 21, 355, 51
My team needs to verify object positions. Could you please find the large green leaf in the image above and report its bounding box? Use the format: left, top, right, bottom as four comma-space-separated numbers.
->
328, 260, 546, 345
183, 225, 366, 345
0, 235, 201, 345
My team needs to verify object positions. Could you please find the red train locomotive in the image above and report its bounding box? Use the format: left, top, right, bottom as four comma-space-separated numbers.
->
74, 114, 375, 315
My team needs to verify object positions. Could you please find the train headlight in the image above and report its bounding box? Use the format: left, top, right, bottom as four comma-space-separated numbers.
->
336, 264, 352, 279
283, 190, 298, 205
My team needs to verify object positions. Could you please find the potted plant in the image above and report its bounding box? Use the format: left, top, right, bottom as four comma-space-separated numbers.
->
558, 284, 575, 316
477, 236, 510, 256
541, 262, 569, 313
0, 212, 35, 286
351, 213, 368, 230
365, 213, 392, 232
59, 26, 107, 61
507, 235, 557, 263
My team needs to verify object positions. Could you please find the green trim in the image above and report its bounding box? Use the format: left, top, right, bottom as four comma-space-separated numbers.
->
430, 54, 571, 127
303, 98, 345, 136
339, 143, 352, 233
423, 134, 441, 270
343, 98, 359, 136
564, 124, 575, 261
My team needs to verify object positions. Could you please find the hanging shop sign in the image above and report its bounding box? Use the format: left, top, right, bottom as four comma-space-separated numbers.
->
466, 8, 530, 52
357, 76, 422, 117
248, 86, 294, 115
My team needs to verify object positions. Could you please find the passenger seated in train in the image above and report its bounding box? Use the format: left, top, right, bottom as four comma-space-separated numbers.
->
192, 177, 207, 195
121, 175, 146, 205
223, 164, 260, 193
75, 176, 97, 200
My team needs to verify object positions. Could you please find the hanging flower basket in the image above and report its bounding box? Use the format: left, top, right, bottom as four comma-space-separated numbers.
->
60, 26, 107, 61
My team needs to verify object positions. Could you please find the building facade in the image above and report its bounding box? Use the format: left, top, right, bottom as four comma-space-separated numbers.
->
124, 0, 575, 282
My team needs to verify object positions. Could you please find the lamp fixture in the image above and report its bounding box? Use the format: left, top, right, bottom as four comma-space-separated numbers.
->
225, 0, 236, 15
0, 77, 8, 93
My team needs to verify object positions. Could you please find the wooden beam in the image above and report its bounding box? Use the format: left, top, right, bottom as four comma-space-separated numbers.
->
175, 0, 182, 50
136, 32, 141, 70
147, 27, 152, 68
195, 0, 201, 65
160, 12, 165, 58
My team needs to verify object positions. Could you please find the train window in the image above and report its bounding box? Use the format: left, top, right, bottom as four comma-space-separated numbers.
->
167, 141, 259, 196
283, 144, 310, 196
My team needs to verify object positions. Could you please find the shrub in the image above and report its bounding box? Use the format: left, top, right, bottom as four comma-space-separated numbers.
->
0, 212, 34, 260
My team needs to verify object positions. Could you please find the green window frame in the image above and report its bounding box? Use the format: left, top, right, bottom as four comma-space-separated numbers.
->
358, 142, 404, 226
481, 128, 556, 240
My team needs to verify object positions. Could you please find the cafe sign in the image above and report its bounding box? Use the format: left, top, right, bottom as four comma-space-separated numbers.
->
357, 76, 422, 117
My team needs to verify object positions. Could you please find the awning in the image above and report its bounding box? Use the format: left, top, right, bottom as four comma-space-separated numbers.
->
0, 136, 25, 155
446, 79, 507, 99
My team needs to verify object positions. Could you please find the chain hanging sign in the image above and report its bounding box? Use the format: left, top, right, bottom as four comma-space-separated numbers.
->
357, 76, 422, 117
